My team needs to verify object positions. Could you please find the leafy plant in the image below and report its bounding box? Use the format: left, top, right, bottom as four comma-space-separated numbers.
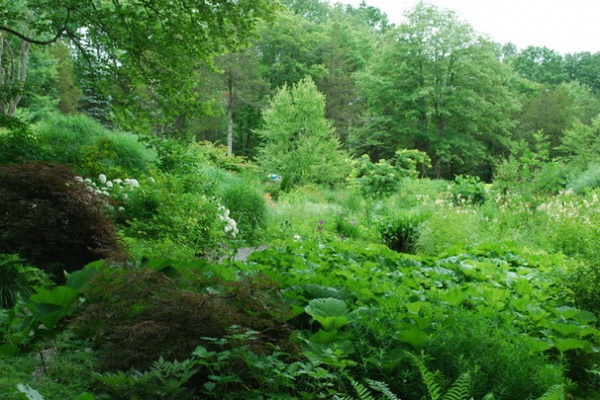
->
0, 254, 49, 309
450, 175, 487, 206
350, 155, 400, 198
378, 212, 426, 253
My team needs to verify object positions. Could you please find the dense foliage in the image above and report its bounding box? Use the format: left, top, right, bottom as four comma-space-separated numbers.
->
2, 0, 600, 399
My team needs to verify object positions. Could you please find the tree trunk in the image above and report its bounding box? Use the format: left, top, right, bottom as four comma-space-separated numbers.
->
226, 76, 234, 156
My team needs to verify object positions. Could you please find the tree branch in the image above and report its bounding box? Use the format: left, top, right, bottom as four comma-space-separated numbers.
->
0, 25, 65, 45
0, 9, 70, 46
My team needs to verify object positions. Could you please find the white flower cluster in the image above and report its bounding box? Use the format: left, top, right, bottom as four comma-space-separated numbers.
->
218, 205, 239, 237
75, 174, 144, 211
537, 190, 599, 225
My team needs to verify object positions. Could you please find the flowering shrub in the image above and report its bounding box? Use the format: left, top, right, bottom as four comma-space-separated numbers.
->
218, 205, 239, 237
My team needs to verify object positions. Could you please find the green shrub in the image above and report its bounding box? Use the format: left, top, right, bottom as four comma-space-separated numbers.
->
416, 207, 484, 256
219, 182, 266, 243
0, 116, 42, 165
121, 190, 227, 259
378, 212, 426, 254
450, 174, 487, 206
0, 162, 126, 278
568, 164, 600, 194
425, 310, 566, 400
350, 155, 400, 198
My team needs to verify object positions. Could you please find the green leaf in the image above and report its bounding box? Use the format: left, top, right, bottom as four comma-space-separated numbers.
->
66, 266, 100, 290
305, 297, 351, 331
398, 328, 428, 350
30, 286, 79, 308
74, 393, 96, 400
553, 338, 593, 353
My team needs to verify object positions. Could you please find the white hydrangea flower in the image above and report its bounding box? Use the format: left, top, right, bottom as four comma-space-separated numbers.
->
98, 174, 107, 184
124, 178, 140, 188
105, 181, 113, 188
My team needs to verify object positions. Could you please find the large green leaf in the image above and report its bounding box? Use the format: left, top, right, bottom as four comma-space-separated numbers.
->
305, 297, 351, 331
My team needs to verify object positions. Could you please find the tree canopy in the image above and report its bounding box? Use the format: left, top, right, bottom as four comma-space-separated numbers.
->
256, 76, 349, 189
355, 2, 521, 178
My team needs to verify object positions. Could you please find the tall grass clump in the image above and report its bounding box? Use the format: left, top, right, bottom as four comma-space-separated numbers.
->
415, 204, 486, 256
34, 113, 156, 176
35, 113, 107, 163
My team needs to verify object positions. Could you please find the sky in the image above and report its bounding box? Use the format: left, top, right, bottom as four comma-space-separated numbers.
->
334, 0, 600, 55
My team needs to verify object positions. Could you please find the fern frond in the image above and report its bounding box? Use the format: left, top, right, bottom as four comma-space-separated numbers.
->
366, 379, 402, 400
536, 385, 564, 400
481, 394, 495, 400
407, 352, 442, 400
442, 372, 471, 400
350, 379, 377, 400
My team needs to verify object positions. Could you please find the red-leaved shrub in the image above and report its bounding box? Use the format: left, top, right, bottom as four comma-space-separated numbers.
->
0, 162, 125, 278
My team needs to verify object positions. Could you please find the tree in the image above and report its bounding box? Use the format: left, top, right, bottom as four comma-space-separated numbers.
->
511, 46, 568, 86
516, 81, 600, 157
354, 2, 520, 179
50, 40, 81, 114
564, 51, 600, 96
315, 6, 377, 145
0, 0, 277, 119
255, 76, 349, 189
256, 9, 327, 91
216, 49, 270, 157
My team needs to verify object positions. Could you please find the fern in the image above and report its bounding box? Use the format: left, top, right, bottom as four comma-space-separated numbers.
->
350, 379, 377, 400
407, 352, 475, 400
365, 379, 402, 400
407, 353, 443, 400
335, 378, 402, 400
150, 356, 197, 384
442, 372, 471, 400
536, 385, 564, 400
